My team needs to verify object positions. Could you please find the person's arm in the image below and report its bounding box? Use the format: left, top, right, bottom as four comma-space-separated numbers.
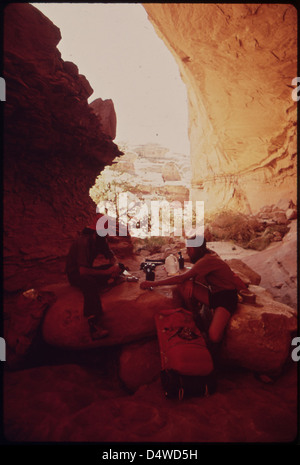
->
140, 266, 198, 289
108, 253, 118, 265
102, 239, 118, 265
79, 264, 120, 278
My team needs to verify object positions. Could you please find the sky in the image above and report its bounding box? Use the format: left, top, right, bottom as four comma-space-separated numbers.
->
33, 3, 190, 154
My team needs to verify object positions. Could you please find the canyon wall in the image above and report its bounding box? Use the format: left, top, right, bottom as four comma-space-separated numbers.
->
144, 4, 297, 213
3, 4, 121, 291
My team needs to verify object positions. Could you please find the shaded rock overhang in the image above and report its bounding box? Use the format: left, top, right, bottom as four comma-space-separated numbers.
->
143, 3, 297, 213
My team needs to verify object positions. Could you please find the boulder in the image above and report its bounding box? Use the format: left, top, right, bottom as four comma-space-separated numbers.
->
42, 282, 175, 349
246, 235, 272, 251
119, 339, 161, 392
276, 199, 295, 211
256, 208, 290, 225
286, 208, 297, 220
242, 220, 297, 308
272, 212, 289, 225
225, 258, 261, 285
263, 224, 290, 238
221, 285, 297, 375
5, 289, 56, 369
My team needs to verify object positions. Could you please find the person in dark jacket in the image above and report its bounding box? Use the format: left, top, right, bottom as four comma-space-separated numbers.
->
65, 216, 122, 340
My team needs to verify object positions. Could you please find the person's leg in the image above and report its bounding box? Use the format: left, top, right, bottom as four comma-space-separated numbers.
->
208, 306, 231, 343
208, 290, 237, 343
174, 280, 210, 309
204, 306, 231, 366
78, 275, 104, 319
73, 275, 109, 339
192, 282, 210, 306
189, 282, 212, 333
175, 281, 212, 336
175, 280, 198, 311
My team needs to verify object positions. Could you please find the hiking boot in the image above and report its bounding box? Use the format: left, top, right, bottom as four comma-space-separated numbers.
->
90, 326, 109, 340
87, 315, 109, 340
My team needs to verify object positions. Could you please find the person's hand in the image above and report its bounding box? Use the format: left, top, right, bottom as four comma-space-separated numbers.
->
109, 264, 122, 278
109, 256, 118, 266
140, 281, 153, 290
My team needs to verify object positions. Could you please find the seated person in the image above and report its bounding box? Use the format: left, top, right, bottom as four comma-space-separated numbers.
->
65, 215, 122, 340
140, 238, 238, 344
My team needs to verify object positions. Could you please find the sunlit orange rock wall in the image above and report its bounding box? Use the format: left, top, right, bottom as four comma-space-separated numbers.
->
144, 4, 297, 213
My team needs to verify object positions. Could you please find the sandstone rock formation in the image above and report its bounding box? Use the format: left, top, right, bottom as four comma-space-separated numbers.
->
243, 220, 297, 309
3, 4, 122, 292
3, 243, 297, 442
221, 285, 297, 375
144, 4, 297, 213
224, 258, 261, 286
89, 97, 117, 140
3, 284, 297, 442
41, 281, 175, 349
39, 268, 296, 377
5, 289, 57, 370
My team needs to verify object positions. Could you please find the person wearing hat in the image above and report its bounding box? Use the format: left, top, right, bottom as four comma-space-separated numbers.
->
140, 237, 238, 347
65, 215, 122, 340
